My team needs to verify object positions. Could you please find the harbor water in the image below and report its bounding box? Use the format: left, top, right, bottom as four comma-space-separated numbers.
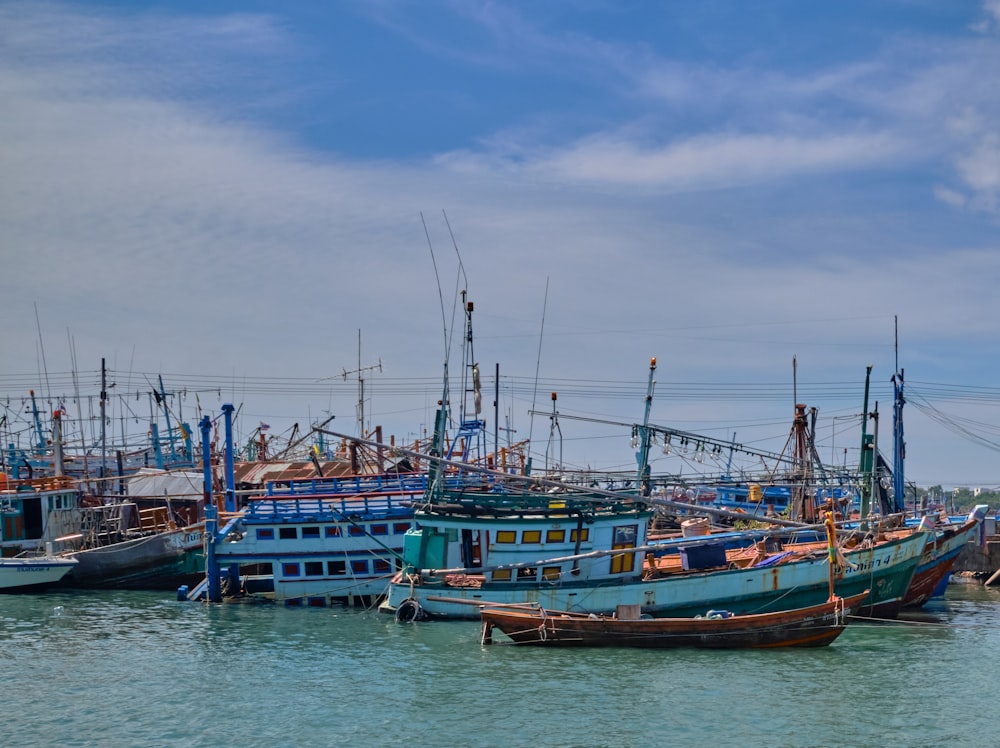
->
5, 582, 1000, 748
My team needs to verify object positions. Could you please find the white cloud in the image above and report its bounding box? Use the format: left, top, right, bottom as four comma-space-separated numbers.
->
2, 1, 1000, 484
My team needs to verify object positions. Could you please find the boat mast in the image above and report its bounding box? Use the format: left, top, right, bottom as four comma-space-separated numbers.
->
891, 316, 906, 514
635, 357, 657, 497
858, 365, 875, 522
156, 375, 177, 463
446, 293, 486, 464
29, 389, 45, 454
100, 357, 108, 479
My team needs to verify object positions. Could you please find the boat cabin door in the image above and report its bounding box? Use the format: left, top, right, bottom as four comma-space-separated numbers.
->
461, 529, 484, 569
610, 524, 638, 574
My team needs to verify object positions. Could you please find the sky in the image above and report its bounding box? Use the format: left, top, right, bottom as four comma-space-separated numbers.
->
2, 0, 1000, 490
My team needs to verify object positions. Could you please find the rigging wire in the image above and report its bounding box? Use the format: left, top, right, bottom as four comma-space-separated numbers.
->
528, 276, 549, 448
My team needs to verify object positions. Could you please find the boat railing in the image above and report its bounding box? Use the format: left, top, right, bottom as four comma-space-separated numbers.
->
243, 494, 414, 522
263, 472, 489, 498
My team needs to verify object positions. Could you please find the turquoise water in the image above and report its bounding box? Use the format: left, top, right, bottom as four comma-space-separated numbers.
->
4, 583, 1000, 748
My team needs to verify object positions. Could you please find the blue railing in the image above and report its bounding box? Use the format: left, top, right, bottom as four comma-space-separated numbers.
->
243, 495, 414, 523
263, 472, 491, 498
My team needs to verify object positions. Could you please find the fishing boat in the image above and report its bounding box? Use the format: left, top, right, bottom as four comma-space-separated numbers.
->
900, 506, 988, 608
42, 468, 207, 590
203, 478, 419, 606
479, 589, 870, 648
379, 357, 927, 621
0, 474, 82, 556
383, 488, 925, 621
193, 405, 471, 607
0, 554, 78, 591
62, 517, 205, 590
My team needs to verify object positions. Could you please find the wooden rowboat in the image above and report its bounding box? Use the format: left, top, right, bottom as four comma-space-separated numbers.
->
479, 590, 869, 649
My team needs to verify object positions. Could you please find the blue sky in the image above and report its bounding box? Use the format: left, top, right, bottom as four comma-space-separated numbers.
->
2, 0, 1000, 489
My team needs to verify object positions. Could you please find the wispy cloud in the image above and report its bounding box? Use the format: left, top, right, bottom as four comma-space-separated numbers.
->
3, 1, 1000, 482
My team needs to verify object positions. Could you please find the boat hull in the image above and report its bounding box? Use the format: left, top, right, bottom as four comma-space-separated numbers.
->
63, 527, 204, 590
384, 530, 926, 621
902, 516, 983, 608
481, 591, 869, 648
0, 557, 78, 592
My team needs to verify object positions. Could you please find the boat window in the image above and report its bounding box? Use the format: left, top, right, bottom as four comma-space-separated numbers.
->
546, 530, 566, 543
348, 525, 366, 536
522, 530, 541, 544
570, 528, 589, 543
256, 528, 275, 540
328, 560, 346, 575
284, 598, 303, 607
302, 527, 320, 538
325, 526, 342, 537
374, 559, 391, 573
613, 525, 637, 545
492, 569, 512, 582
351, 560, 369, 574
282, 563, 300, 577
279, 527, 297, 540
370, 524, 388, 536
304, 561, 324, 576
393, 522, 411, 534
517, 567, 537, 581
496, 530, 516, 544
307, 597, 325, 607
541, 566, 561, 580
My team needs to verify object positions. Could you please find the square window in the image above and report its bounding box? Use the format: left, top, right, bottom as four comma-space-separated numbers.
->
570, 528, 590, 543
370, 524, 388, 536
393, 522, 411, 534
351, 560, 368, 574
307, 597, 326, 608
328, 560, 346, 575
517, 567, 537, 580
256, 528, 274, 540
541, 566, 561, 580
374, 559, 391, 573
325, 526, 342, 538
302, 527, 320, 538
279, 527, 297, 540
348, 525, 366, 536
522, 530, 541, 543
284, 598, 303, 607
282, 562, 300, 577
304, 561, 324, 576
545, 530, 566, 543
492, 569, 512, 582
496, 530, 516, 544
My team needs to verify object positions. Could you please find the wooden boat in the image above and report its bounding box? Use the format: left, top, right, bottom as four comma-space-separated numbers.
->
900, 506, 987, 608
480, 590, 870, 648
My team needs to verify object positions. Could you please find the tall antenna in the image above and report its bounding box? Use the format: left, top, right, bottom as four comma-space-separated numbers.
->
341, 329, 382, 436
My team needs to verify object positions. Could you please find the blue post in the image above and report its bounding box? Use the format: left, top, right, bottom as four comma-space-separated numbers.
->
221, 403, 241, 589
200, 414, 221, 603
205, 504, 220, 603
